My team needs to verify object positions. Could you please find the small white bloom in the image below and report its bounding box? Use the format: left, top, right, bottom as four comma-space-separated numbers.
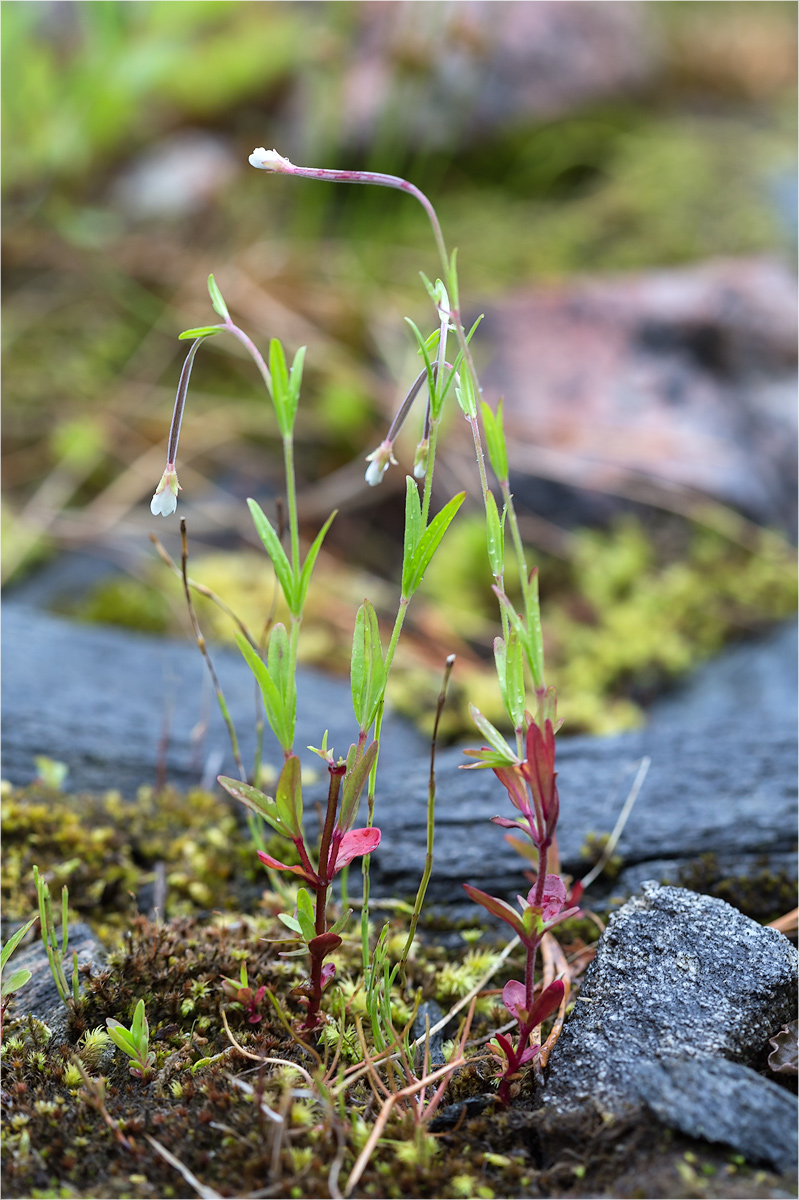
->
150, 466, 180, 516
413, 439, 429, 480
364, 441, 397, 487
248, 147, 292, 172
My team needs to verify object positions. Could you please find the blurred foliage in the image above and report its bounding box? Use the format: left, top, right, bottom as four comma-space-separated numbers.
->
70, 512, 797, 739
2, 0, 796, 738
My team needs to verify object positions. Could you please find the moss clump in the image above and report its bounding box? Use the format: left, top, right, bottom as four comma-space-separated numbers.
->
1, 784, 263, 938
674, 854, 797, 925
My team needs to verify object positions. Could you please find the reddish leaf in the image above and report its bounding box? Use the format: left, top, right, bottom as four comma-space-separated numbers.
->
332, 826, 381, 872
308, 932, 342, 957
527, 979, 565, 1028
502, 979, 529, 1024
463, 884, 525, 939
256, 851, 318, 886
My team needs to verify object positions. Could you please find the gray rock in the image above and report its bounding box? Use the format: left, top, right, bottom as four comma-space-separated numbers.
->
2, 604, 795, 905
8, 922, 107, 1032
633, 1056, 798, 1176
542, 883, 798, 1170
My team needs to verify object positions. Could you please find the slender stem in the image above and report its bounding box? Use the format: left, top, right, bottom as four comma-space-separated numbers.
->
223, 321, 273, 394
179, 519, 246, 781
399, 655, 455, 977
318, 764, 346, 886
277, 162, 450, 282
166, 338, 207, 466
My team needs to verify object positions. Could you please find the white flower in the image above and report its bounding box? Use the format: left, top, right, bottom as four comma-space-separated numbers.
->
364, 440, 397, 487
248, 147, 293, 172
413, 439, 429, 480
150, 466, 180, 516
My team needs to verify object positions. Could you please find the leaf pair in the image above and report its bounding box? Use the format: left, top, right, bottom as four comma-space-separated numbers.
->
493, 630, 525, 730
268, 338, 305, 440
248, 500, 335, 619
351, 601, 386, 734
494, 576, 544, 692
236, 624, 296, 755
402, 478, 465, 600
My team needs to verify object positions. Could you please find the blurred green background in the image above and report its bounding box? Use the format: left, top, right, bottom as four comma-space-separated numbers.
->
2, 0, 796, 738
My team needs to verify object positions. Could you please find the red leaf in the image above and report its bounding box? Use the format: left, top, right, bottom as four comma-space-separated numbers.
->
332, 826, 381, 872
256, 851, 318, 886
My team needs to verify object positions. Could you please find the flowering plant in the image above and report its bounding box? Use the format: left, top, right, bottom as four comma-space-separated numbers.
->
150, 145, 571, 1074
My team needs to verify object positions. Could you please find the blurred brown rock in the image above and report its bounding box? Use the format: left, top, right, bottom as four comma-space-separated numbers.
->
476, 258, 798, 532
337, 1, 656, 150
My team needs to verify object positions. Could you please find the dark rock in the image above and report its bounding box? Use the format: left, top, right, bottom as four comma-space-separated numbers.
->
473, 259, 798, 532
9, 923, 107, 1030
633, 1056, 798, 1175
2, 605, 796, 906
1, 603, 426, 799
542, 883, 798, 1169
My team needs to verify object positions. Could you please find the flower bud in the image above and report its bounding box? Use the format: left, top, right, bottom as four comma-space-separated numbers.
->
364, 440, 397, 487
150, 465, 180, 516
249, 147, 293, 172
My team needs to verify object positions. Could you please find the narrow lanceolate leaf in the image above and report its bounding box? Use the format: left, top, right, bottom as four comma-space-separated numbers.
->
235, 632, 293, 753
339, 741, 378, 833
274, 754, 303, 838
207, 274, 230, 321
480, 398, 509, 483
523, 568, 545, 689
455, 369, 477, 419
403, 491, 466, 598
267, 624, 296, 750
469, 704, 518, 763
462, 885, 524, 939
296, 511, 337, 614
287, 344, 306, 414
106, 1021, 138, 1057
269, 338, 292, 437
1, 916, 37, 971
351, 600, 386, 732
493, 587, 534, 663
505, 628, 526, 730
178, 325, 223, 340
217, 775, 294, 838
485, 491, 505, 579
247, 499, 297, 612
131, 998, 148, 1043
401, 477, 423, 597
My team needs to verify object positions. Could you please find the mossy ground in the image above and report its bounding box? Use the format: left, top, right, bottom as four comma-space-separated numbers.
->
2, 784, 796, 1199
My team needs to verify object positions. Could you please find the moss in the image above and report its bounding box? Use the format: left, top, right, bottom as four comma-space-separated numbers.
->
674, 854, 797, 924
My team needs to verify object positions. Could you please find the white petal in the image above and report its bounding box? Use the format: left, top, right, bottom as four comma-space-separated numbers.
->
248, 147, 291, 172
365, 460, 387, 487
151, 489, 177, 516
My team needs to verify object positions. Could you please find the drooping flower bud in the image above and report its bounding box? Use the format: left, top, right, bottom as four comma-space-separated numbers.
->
150, 465, 180, 516
412, 438, 429, 480
364, 440, 397, 487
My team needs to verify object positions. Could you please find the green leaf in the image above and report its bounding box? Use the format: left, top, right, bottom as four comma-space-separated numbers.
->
269, 338, 294, 437
208, 274, 230, 321
131, 999, 148, 1045
404, 318, 436, 400
178, 325, 223, 340
295, 889, 316, 944
481, 398, 508, 482
217, 776, 294, 838
339, 742, 378, 833
401, 477, 423, 597
247, 499, 297, 612
351, 601, 386, 732
235, 632, 293, 753
288, 344, 306, 409
505, 628, 526, 729
296, 511, 337, 614
328, 908, 353, 938
1, 968, 32, 998
404, 491, 466, 598
267, 624, 296, 752
485, 491, 504, 579
468, 704, 518, 763
1, 916, 37, 972
277, 912, 303, 935
274, 754, 303, 838
106, 1021, 138, 1058
523, 569, 545, 689
455, 369, 477, 419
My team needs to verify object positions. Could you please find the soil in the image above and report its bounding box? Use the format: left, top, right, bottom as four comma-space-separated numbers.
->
2, 904, 796, 1200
